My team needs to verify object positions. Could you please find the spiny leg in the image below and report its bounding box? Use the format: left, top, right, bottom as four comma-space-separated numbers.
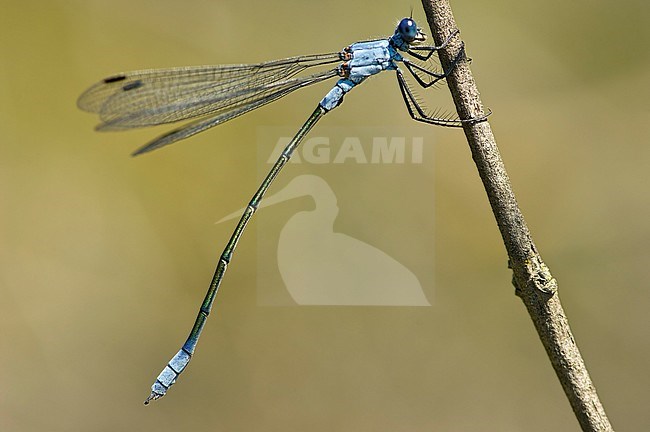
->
396, 68, 490, 127
145, 105, 326, 404
402, 42, 465, 88
406, 29, 459, 61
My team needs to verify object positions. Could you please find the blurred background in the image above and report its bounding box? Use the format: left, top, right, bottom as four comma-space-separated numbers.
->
1, 0, 648, 430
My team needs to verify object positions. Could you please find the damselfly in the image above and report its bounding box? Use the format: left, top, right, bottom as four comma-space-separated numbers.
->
77, 17, 488, 404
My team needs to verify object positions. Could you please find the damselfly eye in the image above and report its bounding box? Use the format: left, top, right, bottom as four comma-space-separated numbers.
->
397, 18, 418, 42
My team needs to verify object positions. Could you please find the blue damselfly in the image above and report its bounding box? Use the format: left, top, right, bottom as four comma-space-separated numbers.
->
77, 17, 488, 404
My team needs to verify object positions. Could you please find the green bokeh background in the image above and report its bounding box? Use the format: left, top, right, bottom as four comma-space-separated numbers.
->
1, 0, 648, 430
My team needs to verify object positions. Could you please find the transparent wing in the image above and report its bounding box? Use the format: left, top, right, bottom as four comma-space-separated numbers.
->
130, 68, 338, 155
77, 53, 341, 130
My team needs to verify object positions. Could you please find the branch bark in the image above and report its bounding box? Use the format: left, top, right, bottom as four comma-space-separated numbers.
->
418, 1, 614, 430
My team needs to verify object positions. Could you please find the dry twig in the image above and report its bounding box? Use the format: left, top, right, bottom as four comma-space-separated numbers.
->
418, 0, 614, 430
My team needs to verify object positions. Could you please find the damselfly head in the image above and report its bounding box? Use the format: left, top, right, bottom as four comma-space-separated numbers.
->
412, 28, 427, 45
396, 18, 426, 45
